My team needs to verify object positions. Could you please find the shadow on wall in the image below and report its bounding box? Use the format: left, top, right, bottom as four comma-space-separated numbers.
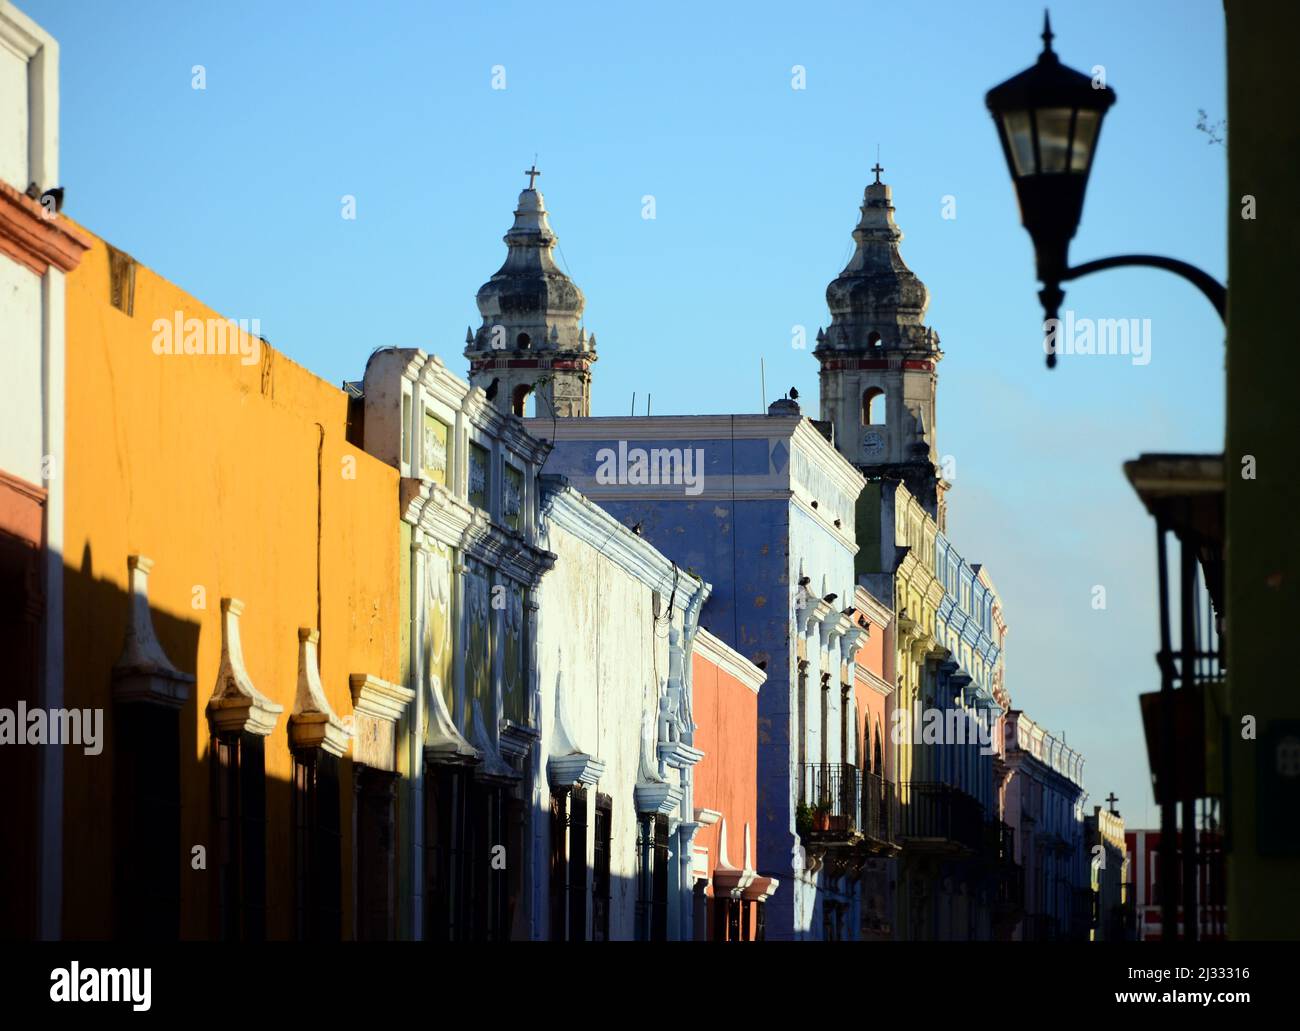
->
2, 546, 756, 941
2, 547, 387, 941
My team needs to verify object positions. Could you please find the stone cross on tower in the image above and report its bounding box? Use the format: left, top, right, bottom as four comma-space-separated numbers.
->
871, 161, 884, 184
1105, 792, 1119, 813
525, 164, 541, 189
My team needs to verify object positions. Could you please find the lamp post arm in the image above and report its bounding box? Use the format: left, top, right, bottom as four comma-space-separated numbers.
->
1062, 255, 1226, 322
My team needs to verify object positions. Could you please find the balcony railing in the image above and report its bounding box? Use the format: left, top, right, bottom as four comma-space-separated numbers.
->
860, 771, 898, 845
897, 782, 983, 852
800, 763, 859, 839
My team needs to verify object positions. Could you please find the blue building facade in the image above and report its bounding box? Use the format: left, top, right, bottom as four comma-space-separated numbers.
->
527, 406, 877, 939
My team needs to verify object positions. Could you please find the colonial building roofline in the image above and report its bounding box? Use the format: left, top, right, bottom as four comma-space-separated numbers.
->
539, 475, 710, 599
693, 629, 766, 695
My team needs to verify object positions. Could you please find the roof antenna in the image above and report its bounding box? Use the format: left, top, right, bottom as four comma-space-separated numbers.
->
631, 391, 637, 416
760, 357, 767, 412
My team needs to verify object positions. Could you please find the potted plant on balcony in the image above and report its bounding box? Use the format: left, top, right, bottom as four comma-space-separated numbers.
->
813, 801, 832, 832
796, 802, 814, 837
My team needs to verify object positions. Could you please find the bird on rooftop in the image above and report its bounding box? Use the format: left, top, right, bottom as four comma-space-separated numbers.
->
484, 377, 500, 401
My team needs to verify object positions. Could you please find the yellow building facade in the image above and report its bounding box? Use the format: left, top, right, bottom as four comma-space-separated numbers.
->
890, 484, 944, 789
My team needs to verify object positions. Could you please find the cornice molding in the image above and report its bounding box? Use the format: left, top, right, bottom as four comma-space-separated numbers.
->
393, 347, 553, 465
860, 666, 895, 697
540, 477, 706, 596
692, 629, 765, 695
0, 183, 92, 277
789, 417, 868, 500
401, 477, 472, 539
853, 586, 894, 630
0, 3, 51, 59
527, 413, 804, 442
349, 673, 415, 723
348, 670, 413, 769
789, 492, 858, 550
403, 475, 556, 583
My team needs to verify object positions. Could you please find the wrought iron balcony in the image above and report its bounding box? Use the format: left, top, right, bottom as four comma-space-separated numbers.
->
896, 782, 983, 853
860, 771, 898, 847
799, 763, 859, 841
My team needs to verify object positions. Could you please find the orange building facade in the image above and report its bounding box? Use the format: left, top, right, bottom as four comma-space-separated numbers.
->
690, 629, 774, 940
58, 226, 403, 939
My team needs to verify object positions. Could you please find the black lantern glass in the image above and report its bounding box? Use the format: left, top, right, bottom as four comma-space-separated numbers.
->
986, 13, 1116, 284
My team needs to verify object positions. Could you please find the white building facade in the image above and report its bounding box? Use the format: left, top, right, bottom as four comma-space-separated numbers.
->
0, 1, 89, 940
535, 478, 708, 940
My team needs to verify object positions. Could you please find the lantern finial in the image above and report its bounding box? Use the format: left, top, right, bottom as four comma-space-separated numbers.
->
1041, 10, 1054, 53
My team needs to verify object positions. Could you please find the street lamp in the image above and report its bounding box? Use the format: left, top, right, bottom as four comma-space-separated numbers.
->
986, 12, 1226, 367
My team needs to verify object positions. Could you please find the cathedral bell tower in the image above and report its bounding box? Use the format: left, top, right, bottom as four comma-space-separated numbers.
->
815, 166, 946, 522
466, 167, 596, 417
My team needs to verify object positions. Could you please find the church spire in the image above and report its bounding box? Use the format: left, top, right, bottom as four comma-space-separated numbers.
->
815, 172, 946, 525
819, 173, 936, 351
465, 170, 597, 418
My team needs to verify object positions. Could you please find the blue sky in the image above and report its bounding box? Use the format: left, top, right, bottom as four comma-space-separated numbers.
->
29, 0, 1227, 827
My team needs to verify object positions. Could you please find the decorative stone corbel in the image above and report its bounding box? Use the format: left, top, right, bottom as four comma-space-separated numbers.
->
207, 598, 282, 737
801, 573, 835, 637
657, 675, 704, 771
841, 622, 870, 665
349, 673, 417, 772
288, 629, 352, 757
711, 818, 755, 898
422, 673, 478, 767
634, 708, 681, 816
111, 555, 194, 708
546, 670, 605, 788
469, 697, 516, 784
742, 822, 780, 904
821, 606, 851, 651
742, 873, 780, 905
